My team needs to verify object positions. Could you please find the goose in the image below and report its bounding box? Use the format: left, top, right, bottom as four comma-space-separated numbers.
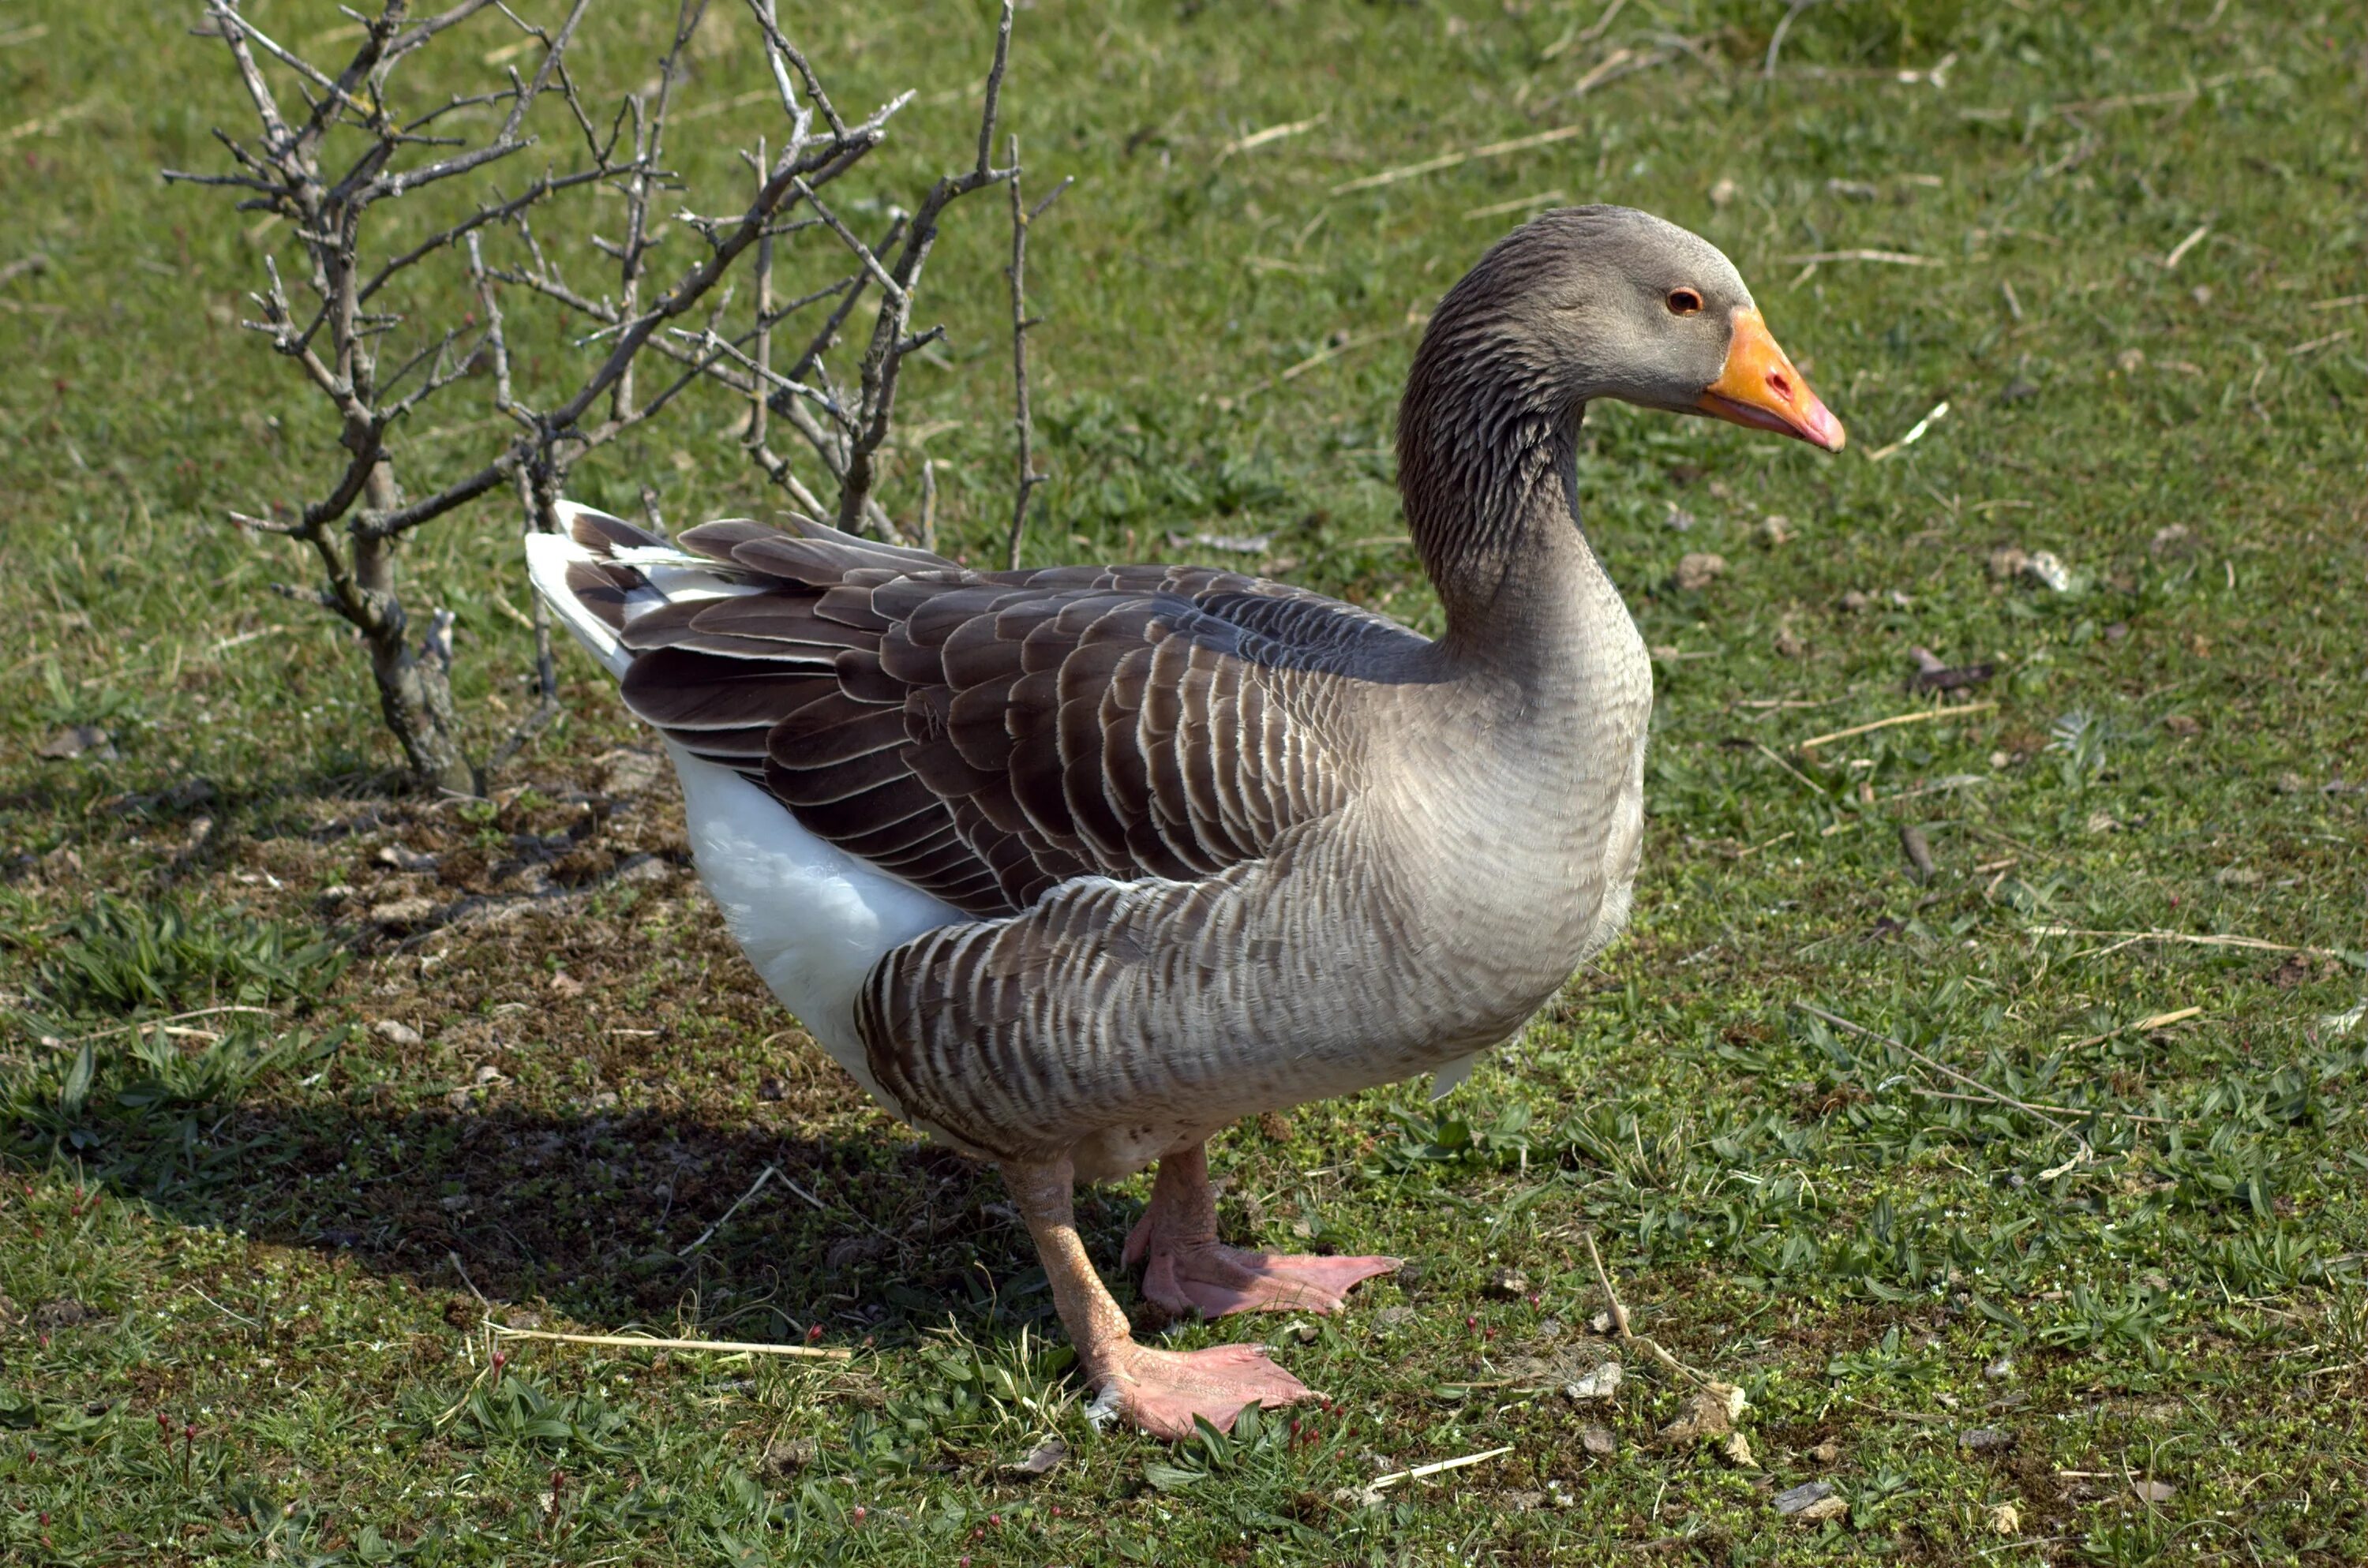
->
525, 205, 1842, 1439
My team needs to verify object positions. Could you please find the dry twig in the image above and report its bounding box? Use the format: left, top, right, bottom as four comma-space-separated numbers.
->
1797, 701, 1995, 751
485, 1322, 852, 1360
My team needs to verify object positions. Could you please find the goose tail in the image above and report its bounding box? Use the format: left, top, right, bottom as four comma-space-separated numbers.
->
523, 500, 763, 680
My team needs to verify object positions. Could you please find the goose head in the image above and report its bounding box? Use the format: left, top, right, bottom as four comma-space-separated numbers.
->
1421, 204, 1845, 452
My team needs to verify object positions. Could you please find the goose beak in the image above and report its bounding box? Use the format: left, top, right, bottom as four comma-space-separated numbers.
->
1698, 308, 1846, 452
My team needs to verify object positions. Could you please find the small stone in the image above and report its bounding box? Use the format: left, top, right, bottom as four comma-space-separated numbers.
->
372, 1020, 425, 1048
1486, 1267, 1531, 1299
1674, 552, 1728, 592
1759, 514, 1794, 545
2021, 549, 2073, 592
1774, 625, 1805, 659
1838, 589, 1872, 613
1773, 1480, 1834, 1517
369, 896, 438, 930
2131, 1479, 2175, 1504
473, 1064, 506, 1086
1988, 1501, 2021, 1535
1588, 1311, 1614, 1335
2164, 713, 2201, 737
1564, 1362, 1623, 1402
439, 1192, 474, 1212
1719, 1431, 1758, 1469
1985, 545, 2029, 582
1581, 1424, 1617, 1456
377, 843, 438, 873
771, 1437, 820, 1476
1809, 1439, 1841, 1465
1796, 1495, 1849, 1525
2215, 866, 2263, 887
1959, 1427, 2014, 1454
1375, 1305, 1418, 1329
37, 724, 114, 762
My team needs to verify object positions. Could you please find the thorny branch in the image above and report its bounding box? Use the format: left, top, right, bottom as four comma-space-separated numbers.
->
171, 0, 1058, 792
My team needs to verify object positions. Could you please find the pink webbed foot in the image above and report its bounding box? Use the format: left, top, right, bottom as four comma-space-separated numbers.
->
1093, 1340, 1316, 1440
1126, 1219, 1401, 1317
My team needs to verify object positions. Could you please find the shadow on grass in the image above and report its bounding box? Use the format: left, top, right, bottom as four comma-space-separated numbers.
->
5, 1083, 1115, 1347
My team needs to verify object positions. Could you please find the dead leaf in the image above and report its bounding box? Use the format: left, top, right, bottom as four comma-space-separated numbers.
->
1719, 1431, 1757, 1469
1006, 1436, 1068, 1478
1797, 1495, 1849, 1525
1674, 552, 1728, 591
1987, 1500, 2021, 1534
1658, 1387, 1737, 1444
2130, 1478, 2175, 1504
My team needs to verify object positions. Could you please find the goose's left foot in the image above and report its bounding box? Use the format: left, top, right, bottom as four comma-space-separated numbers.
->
1125, 1143, 1399, 1318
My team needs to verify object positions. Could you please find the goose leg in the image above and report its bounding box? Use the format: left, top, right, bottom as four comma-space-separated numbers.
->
1002, 1156, 1313, 1440
1122, 1143, 1400, 1318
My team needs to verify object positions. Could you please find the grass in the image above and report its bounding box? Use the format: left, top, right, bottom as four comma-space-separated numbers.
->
2, 0, 2366, 1562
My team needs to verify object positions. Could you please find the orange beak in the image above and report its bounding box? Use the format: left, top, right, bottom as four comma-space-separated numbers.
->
1697, 307, 1845, 452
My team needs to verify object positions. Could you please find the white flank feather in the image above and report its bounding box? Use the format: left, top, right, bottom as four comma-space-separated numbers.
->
524, 500, 966, 1121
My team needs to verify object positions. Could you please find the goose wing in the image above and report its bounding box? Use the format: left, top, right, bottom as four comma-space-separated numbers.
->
565, 507, 1422, 916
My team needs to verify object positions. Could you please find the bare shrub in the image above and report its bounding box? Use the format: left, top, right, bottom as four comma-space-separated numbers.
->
169, 0, 1056, 792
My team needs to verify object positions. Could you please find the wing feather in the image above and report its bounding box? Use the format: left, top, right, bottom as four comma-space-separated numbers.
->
582, 515, 1415, 915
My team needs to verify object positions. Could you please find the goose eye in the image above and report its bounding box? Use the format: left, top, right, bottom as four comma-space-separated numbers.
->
1666, 287, 1704, 316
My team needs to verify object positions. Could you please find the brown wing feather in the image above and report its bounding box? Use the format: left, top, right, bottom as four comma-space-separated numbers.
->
590, 512, 1420, 915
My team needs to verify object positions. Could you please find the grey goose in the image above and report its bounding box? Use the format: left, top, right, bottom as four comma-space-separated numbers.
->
526, 204, 1844, 1439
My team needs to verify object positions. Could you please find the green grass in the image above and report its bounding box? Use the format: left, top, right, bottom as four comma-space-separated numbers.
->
4, 0, 2366, 1562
